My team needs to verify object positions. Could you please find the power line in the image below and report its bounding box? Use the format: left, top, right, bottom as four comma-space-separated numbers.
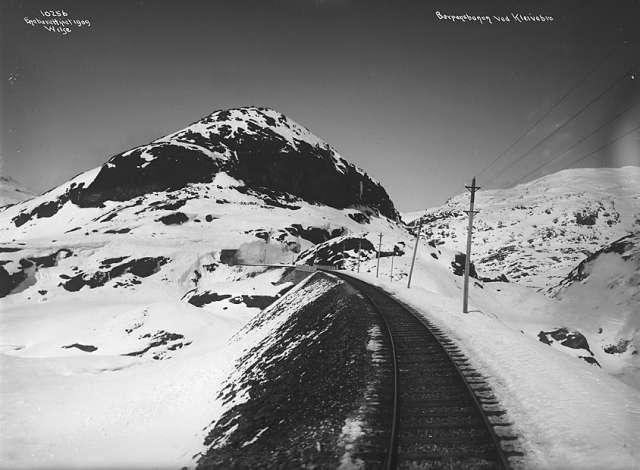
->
555, 123, 640, 169
509, 122, 640, 187
484, 62, 639, 187
476, 47, 617, 179
506, 101, 640, 186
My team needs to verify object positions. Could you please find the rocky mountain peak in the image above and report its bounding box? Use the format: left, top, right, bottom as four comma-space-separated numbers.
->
60, 106, 399, 221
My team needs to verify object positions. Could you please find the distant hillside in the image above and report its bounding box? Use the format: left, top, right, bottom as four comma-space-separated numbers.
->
407, 167, 640, 288
0, 176, 34, 207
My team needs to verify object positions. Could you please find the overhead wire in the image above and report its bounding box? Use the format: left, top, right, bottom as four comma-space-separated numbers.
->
504, 100, 640, 187
483, 62, 639, 187
542, 123, 640, 174
475, 46, 618, 179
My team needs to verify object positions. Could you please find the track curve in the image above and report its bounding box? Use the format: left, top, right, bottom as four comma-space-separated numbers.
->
328, 271, 520, 470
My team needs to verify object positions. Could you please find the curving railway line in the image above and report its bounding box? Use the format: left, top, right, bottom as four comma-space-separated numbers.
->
328, 271, 523, 470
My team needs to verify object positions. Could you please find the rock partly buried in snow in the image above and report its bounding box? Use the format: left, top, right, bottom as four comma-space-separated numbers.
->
157, 212, 189, 225
62, 343, 98, 353
604, 339, 633, 354
100, 256, 129, 267
0, 246, 23, 253
229, 295, 277, 309
12, 199, 66, 227
298, 236, 376, 268
21, 249, 73, 268
188, 292, 232, 307
537, 327, 600, 367
245, 224, 347, 247
286, 224, 347, 244
122, 330, 188, 360
188, 291, 283, 310
449, 252, 509, 282
64, 107, 399, 220
348, 211, 371, 224
61, 256, 169, 292
0, 249, 74, 298
0, 266, 13, 297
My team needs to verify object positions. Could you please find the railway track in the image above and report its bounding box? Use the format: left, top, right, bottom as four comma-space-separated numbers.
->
328, 271, 522, 470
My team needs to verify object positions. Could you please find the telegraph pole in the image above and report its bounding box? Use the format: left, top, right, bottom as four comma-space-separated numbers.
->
407, 219, 423, 288
390, 251, 394, 281
263, 229, 272, 264
462, 177, 480, 313
357, 237, 361, 273
376, 233, 383, 277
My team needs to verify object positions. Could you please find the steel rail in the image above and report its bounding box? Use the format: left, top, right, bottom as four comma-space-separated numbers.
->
327, 270, 514, 470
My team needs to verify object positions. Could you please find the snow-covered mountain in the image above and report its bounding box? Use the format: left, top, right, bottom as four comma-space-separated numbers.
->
0, 175, 34, 207
406, 167, 640, 288
0, 106, 407, 304
7, 106, 397, 225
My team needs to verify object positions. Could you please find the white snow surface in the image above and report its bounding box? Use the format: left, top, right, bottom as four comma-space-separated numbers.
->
0, 264, 291, 469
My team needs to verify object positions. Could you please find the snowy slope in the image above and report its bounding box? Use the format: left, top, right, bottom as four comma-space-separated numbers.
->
546, 233, 640, 387
409, 167, 640, 288
0, 176, 33, 207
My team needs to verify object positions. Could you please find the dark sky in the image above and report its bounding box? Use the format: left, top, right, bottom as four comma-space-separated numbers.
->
2, 0, 639, 210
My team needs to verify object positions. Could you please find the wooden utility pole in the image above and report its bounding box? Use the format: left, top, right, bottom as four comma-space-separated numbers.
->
407, 219, 423, 288
390, 251, 394, 281
462, 177, 480, 313
262, 229, 272, 264
357, 237, 361, 273
293, 235, 300, 265
376, 233, 383, 277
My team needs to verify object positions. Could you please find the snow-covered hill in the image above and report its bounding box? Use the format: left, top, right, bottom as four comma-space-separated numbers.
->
0, 175, 34, 207
547, 232, 640, 386
6, 106, 397, 223
407, 167, 640, 288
